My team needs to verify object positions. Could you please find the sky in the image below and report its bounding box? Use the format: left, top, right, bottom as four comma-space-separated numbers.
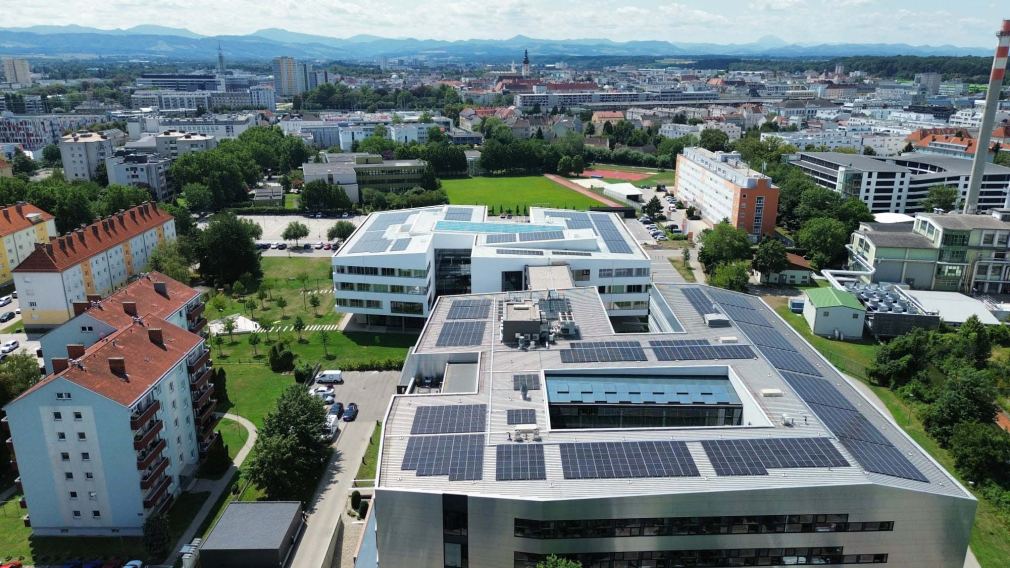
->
4, 0, 1008, 46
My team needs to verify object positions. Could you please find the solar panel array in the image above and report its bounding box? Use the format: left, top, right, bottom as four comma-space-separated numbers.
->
559, 441, 699, 479
506, 408, 536, 425
447, 299, 492, 320
349, 211, 411, 254
435, 321, 487, 347
701, 438, 849, 476
706, 290, 929, 483
554, 250, 593, 257
590, 213, 633, 254
512, 373, 541, 391
410, 404, 487, 434
545, 211, 593, 230
649, 341, 755, 362
389, 239, 411, 252
486, 233, 517, 244
496, 249, 545, 256
519, 230, 564, 242
401, 434, 484, 480
682, 287, 721, 317
560, 341, 647, 363
444, 207, 473, 221
496, 444, 546, 481
538, 298, 571, 314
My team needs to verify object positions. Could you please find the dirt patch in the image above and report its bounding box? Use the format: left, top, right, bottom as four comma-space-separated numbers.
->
580, 169, 652, 181
543, 174, 622, 207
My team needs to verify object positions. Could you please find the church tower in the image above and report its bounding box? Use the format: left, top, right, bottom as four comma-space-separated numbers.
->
522, 49, 530, 77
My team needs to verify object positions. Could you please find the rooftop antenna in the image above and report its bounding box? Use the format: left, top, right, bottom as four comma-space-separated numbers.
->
963, 19, 1010, 214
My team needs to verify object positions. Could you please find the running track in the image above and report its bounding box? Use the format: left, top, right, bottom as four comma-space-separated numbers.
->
543, 174, 623, 207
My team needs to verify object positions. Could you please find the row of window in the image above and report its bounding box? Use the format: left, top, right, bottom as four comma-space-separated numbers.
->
64, 471, 95, 480
513, 514, 893, 539
334, 265, 430, 279
335, 298, 383, 310
514, 548, 887, 568
60, 452, 91, 461
53, 411, 83, 421
56, 431, 88, 441
68, 490, 97, 500
598, 284, 647, 295
598, 268, 650, 278
336, 282, 428, 295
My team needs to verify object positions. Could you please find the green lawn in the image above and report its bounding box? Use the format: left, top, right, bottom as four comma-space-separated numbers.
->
767, 297, 879, 380
217, 417, 250, 461
669, 258, 696, 282
354, 422, 382, 484
283, 193, 300, 209
443, 176, 605, 212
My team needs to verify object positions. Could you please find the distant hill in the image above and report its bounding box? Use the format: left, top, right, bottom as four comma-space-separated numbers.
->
0, 26, 990, 61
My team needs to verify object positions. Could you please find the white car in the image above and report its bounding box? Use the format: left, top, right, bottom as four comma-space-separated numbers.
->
316, 370, 344, 384
0, 295, 11, 307
311, 386, 334, 398
1, 340, 19, 354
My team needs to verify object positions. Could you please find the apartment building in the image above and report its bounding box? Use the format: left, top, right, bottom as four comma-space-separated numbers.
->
14, 202, 177, 332
849, 210, 1010, 293
59, 132, 115, 181
359, 283, 974, 568
153, 130, 217, 160
125, 114, 254, 142
2, 58, 32, 85
2, 273, 216, 536
674, 148, 779, 240
0, 203, 56, 284
0, 114, 107, 152
249, 85, 276, 111
272, 57, 315, 98
105, 152, 173, 201
332, 205, 652, 328
514, 89, 714, 110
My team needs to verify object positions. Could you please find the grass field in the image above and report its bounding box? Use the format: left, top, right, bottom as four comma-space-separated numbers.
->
354, 422, 382, 484
443, 176, 605, 212
586, 163, 676, 188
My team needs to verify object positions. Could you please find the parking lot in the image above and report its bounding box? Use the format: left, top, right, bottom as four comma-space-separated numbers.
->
307, 369, 399, 436
238, 214, 364, 241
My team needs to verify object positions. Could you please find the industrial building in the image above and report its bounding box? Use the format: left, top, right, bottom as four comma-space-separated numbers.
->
356, 283, 975, 568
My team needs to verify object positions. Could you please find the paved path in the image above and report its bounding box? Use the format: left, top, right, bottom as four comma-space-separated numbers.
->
543, 174, 622, 207
256, 323, 343, 334
166, 412, 258, 565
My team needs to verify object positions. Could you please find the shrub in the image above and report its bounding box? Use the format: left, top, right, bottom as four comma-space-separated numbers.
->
294, 362, 316, 383
357, 500, 369, 518
268, 342, 295, 372
351, 490, 362, 510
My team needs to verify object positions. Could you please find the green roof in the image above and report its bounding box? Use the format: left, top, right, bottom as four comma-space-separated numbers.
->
805, 287, 863, 311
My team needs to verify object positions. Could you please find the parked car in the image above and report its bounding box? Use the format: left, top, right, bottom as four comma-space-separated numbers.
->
314, 242, 324, 249
311, 385, 334, 399
329, 401, 345, 418
319, 423, 338, 442
323, 243, 332, 250
343, 402, 359, 421
11, 291, 16, 298
0, 312, 14, 323
269, 242, 279, 249
656, 235, 669, 241
277, 243, 287, 250
0, 296, 12, 307
1, 340, 19, 353
341, 212, 350, 218
1, 562, 24, 568
123, 561, 144, 568
317, 369, 343, 384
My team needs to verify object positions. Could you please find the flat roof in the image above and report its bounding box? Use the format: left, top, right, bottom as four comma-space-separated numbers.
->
856, 224, 935, 249
527, 265, 574, 291
442, 362, 480, 394
797, 152, 909, 173
546, 374, 741, 406
903, 290, 1000, 325
917, 212, 1010, 231
201, 501, 301, 552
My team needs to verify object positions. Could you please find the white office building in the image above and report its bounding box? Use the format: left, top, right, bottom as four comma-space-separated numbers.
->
356, 283, 975, 568
249, 85, 276, 111
59, 131, 114, 181
332, 205, 652, 329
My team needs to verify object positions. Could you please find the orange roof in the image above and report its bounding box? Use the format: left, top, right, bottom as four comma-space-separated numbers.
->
786, 253, 812, 270
993, 126, 1010, 139
80, 272, 199, 328
0, 203, 53, 237
592, 111, 625, 121
905, 127, 965, 143
15, 314, 202, 407
14, 202, 173, 273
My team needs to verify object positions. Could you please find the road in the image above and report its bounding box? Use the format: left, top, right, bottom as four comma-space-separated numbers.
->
290, 370, 398, 568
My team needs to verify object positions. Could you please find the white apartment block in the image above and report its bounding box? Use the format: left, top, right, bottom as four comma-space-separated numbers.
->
388, 123, 434, 145
0, 114, 107, 152
153, 130, 217, 159
3, 274, 216, 536
131, 91, 211, 111
249, 85, 276, 111
332, 206, 652, 329
660, 121, 741, 141
14, 203, 177, 331
2, 58, 32, 85
126, 114, 254, 142
514, 90, 715, 109
105, 153, 173, 201
59, 131, 114, 181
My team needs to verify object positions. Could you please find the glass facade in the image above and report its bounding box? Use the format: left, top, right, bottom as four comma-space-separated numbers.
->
514, 548, 888, 568
435, 249, 472, 296
549, 403, 742, 429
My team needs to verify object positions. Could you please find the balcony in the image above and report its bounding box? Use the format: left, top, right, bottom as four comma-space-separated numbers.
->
1, 415, 8, 435
19, 496, 25, 509
143, 474, 171, 509
140, 457, 169, 491
22, 515, 29, 528
192, 385, 214, 409
130, 400, 161, 431
197, 399, 217, 425
187, 349, 210, 373
136, 438, 166, 471
190, 367, 212, 390
133, 420, 163, 451
187, 302, 205, 320
188, 317, 208, 333
5, 436, 13, 459
199, 430, 219, 456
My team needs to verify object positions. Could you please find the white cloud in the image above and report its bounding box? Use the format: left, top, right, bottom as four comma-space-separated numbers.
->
750, 0, 804, 11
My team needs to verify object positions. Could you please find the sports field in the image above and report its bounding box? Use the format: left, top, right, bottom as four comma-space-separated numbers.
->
443, 176, 606, 212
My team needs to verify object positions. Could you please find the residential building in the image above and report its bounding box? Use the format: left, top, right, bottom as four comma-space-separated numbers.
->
2, 58, 32, 85
768, 99, 839, 119
105, 152, 173, 201
0, 202, 56, 284
388, 123, 435, 145
673, 148, 779, 240
131, 91, 211, 112
153, 130, 217, 159
756, 252, 813, 286
14, 202, 177, 331
302, 153, 428, 202
3, 273, 216, 536
156, 114, 254, 140
249, 85, 276, 111
913, 72, 942, 95
803, 287, 866, 338
791, 152, 1010, 213
514, 89, 714, 110
659, 120, 742, 141
357, 283, 974, 568
848, 210, 1010, 293
447, 129, 484, 146
331, 205, 652, 328
906, 128, 992, 161
59, 131, 114, 181
272, 57, 301, 97
0, 114, 107, 152
199, 502, 304, 568
135, 74, 223, 92
590, 111, 624, 130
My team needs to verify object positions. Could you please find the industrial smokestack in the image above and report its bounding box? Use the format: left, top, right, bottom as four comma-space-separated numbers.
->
963, 19, 1010, 214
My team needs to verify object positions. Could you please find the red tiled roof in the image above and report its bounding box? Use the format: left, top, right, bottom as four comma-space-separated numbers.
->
592, 111, 625, 121
81, 272, 199, 328
14, 202, 172, 273
0, 203, 53, 238
786, 253, 812, 270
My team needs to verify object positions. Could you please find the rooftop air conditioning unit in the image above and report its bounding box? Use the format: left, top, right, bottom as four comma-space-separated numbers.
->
760, 388, 783, 397
782, 413, 795, 427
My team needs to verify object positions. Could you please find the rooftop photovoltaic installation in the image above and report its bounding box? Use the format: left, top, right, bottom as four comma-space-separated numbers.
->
410, 404, 487, 434
559, 441, 699, 479
435, 321, 487, 347
496, 444, 546, 481
447, 298, 492, 320
701, 438, 849, 476
401, 434, 485, 480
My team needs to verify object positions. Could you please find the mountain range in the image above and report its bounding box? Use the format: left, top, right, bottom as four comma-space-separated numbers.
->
0, 25, 991, 61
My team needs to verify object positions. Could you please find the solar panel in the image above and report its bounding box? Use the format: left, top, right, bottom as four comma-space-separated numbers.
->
410, 404, 487, 435
506, 409, 536, 425
435, 321, 487, 347
650, 343, 755, 361
519, 230, 565, 242
837, 438, 928, 482
389, 239, 411, 252
401, 434, 484, 480
707, 289, 761, 310
496, 444, 546, 481
590, 213, 632, 254
559, 441, 699, 479
702, 438, 849, 476
545, 210, 593, 230
538, 298, 571, 314
559, 341, 647, 363
486, 233, 517, 244
496, 248, 545, 256
682, 287, 720, 317
735, 322, 796, 351
444, 207, 473, 221
760, 346, 822, 376
807, 403, 890, 446
650, 339, 711, 347
553, 250, 593, 257
780, 371, 857, 411
447, 299, 492, 320
720, 304, 773, 327
512, 373, 541, 391
349, 236, 391, 254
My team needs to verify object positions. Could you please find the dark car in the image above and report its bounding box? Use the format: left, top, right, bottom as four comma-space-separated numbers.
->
0, 312, 14, 323
329, 401, 345, 418
277, 243, 287, 250
342, 402, 358, 422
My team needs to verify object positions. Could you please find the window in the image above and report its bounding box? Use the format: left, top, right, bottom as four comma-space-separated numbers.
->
852, 313, 859, 319
57, 432, 66, 441
81, 452, 90, 461
60, 452, 70, 461
69, 491, 78, 499
85, 472, 93, 480
53, 411, 63, 421
65, 472, 74, 480
81, 325, 93, 332
73, 412, 82, 421
823, 311, 830, 317
88, 491, 97, 500
77, 432, 86, 441
92, 510, 101, 518
72, 510, 81, 518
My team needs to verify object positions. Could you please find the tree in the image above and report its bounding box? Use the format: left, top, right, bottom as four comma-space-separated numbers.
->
948, 422, 1010, 484
257, 288, 268, 308
11, 149, 36, 178
223, 317, 237, 341
309, 294, 321, 316
862, 145, 877, 156
557, 155, 573, 176
956, 315, 991, 370
642, 196, 663, 218
920, 185, 959, 212
245, 298, 258, 318
709, 260, 751, 291
300, 179, 352, 212
320, 329, 331, 358
282, 221, 310, 245
268, 341, 295, 372
200, 432, 231, 477
796, 217, 848, 270
146, 241, 191, 283
867, 327, 931, 388
276, 296, 288, 317
143, 512, 171, 559
98, 184, 151, 216
327, 220, 357, 241
197, 212, 262, 286
902, 141, 915, 153
246, 384, 327, 500
752, 238, 789, 280
42, 143, 62, 166
182, 182, 214, 213
699, 128, 730, 152
536, 554, 582, 568
232, 281, 247, 297
585, 122, 596, 135
698, 222, 752, 273
923, 367, 999, 446
248, 333, 261, 357
93, 161, 108, 186
213, 367, 230, 406
293, 316, 306, 341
